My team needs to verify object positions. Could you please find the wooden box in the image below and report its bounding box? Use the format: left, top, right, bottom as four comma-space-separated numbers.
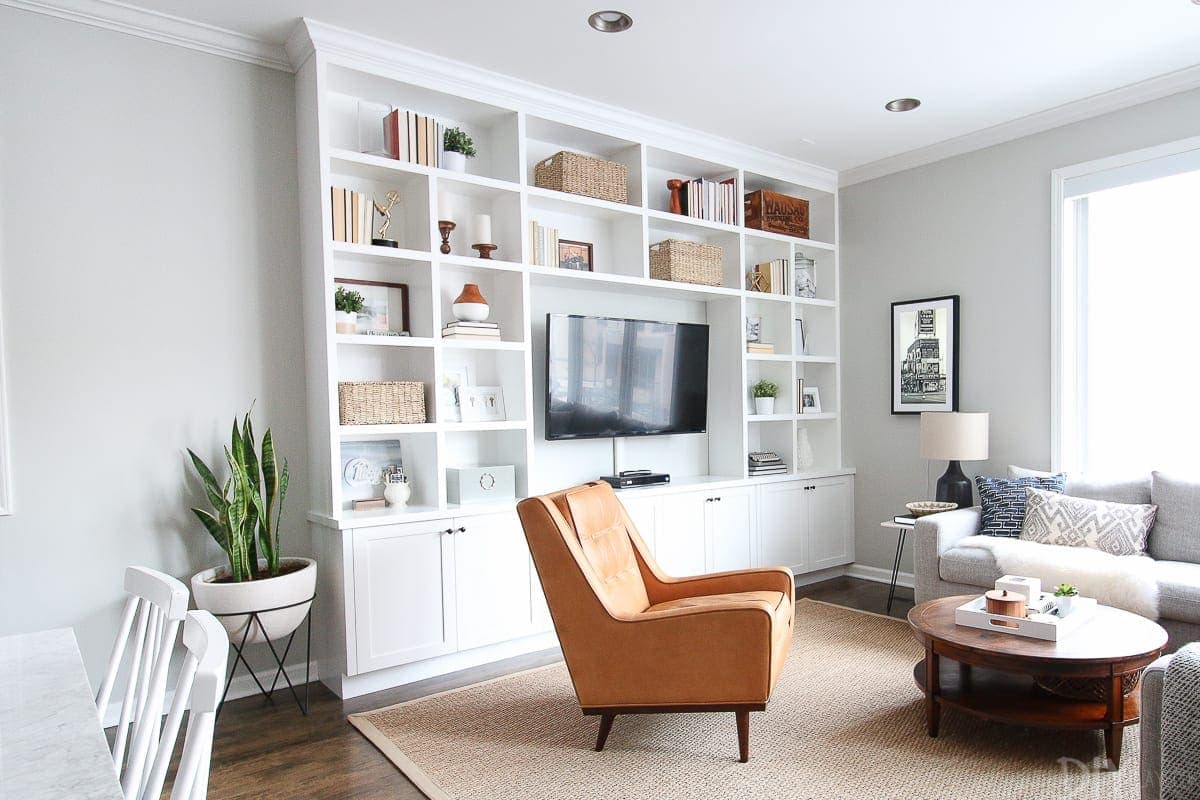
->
744, 189, 810, 239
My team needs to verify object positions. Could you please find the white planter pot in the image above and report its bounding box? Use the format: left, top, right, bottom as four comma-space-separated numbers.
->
335, 310, 357, 334
192, 557, 316, 646
443, 151, 467, 173
1056, 595, 1076, 616
754, 397, 775, 415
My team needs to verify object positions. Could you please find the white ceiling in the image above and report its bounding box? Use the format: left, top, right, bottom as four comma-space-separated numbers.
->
119, 0, 1200, 174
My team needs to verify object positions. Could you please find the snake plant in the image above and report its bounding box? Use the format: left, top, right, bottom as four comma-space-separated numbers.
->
188, 410, 289, 582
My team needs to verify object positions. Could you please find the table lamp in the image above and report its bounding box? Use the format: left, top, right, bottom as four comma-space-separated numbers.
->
920, 412, 989, 509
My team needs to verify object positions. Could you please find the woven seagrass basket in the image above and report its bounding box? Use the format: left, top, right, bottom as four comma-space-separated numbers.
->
534, 151, 627, 204
338, 381, 426, 425
649, 239, 723, 286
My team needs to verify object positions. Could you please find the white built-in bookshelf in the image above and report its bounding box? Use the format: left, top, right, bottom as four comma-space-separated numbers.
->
291, 22, 847, 532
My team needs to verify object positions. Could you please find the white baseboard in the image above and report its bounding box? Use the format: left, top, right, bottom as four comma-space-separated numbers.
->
844, 563, 914, 590
103, 662, 312, 728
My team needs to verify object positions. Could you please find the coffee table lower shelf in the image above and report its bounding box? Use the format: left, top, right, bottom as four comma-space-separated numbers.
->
913, 659, 1141, 768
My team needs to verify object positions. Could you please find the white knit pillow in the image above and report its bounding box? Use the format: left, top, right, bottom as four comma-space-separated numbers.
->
1020, 487, 1157, 556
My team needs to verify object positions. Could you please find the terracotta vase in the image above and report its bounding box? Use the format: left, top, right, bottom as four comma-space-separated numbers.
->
452, 283, 490, 322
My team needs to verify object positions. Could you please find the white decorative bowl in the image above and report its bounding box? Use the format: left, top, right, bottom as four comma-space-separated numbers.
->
906, 501, 958, 517
452, 302, 489, 322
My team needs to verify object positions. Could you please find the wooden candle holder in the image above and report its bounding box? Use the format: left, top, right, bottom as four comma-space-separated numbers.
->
667, 179, 684, 215
438, 220, 456, 255
471, 243, 498, 260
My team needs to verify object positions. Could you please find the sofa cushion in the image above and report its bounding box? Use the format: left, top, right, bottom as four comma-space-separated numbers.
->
1150, 472, 1200, 564
1019, 487, 1157, 556
1007, 466, 1152, 505
940, 545, 1002, 587
976, 474, 1066, 537
1154, 560, 1200, 625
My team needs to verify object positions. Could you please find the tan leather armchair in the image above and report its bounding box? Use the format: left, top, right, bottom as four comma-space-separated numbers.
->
517, 481, 794, 762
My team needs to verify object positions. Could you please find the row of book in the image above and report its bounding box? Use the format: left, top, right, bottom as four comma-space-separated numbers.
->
748, 259, 789, 295
677, 177, 738, 225
528, 220, 560, 268
384, 109, 445, 167
443, 321, 501, 340
330, 187, 372, 244
748, 451, 787, 476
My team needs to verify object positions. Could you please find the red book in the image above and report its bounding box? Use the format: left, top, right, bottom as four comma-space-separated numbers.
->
384, 109, 401, 160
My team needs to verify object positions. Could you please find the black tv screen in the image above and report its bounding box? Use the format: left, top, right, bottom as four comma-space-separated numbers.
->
545, 314, 709, 440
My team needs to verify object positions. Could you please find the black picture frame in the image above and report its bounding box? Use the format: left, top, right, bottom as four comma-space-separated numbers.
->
891, 295, 959, 415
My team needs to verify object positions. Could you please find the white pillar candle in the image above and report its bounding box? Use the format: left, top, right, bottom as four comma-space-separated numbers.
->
474, 213, 492, 244
438, 191, 455, 221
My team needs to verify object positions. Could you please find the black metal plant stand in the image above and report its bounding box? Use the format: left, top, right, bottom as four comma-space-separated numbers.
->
212, 593, 314, 718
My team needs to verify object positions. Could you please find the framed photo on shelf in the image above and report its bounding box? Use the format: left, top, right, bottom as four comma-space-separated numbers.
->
439, 364, 474, 422
557, 240, 594, 271
891, 295, 959, 414
334, 277, 410, 335
802, 387, 822, 413
457, 385, 506, 422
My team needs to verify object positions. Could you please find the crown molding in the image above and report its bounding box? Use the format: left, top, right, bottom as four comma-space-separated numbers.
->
290, 19, 839, 193
840, 61, 1200, 187
0, 0, 291, 72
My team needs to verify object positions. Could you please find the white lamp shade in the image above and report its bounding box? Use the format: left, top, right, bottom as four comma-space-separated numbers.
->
920, 412, 989, 461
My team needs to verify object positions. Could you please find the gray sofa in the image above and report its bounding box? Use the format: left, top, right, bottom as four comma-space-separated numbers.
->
913, 474, 1200, 648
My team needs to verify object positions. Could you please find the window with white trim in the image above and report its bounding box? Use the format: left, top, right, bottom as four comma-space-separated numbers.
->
1054, 141, 1200, 476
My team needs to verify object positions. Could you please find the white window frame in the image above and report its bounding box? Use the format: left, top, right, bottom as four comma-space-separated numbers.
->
1050, 134, 1200, 473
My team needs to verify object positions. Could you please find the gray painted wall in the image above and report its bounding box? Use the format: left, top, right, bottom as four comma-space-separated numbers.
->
0, 8, 306, 684
840, 86, 1200, 577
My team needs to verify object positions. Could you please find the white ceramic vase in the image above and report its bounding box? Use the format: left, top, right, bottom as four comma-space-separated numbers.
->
796, 427, 815, 469
754, 397, 775, 415
443, 151, 467, 173
191, 557, 316, 646
335, 310, 357, 334
1057, 595, 1076, 616
384, 481, 411, 508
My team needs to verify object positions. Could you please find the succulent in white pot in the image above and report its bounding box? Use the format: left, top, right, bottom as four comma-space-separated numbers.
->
442, 127, 476, 173
334, 286, 363, 335
188, 410, 314, 645
752, 379, 778, 415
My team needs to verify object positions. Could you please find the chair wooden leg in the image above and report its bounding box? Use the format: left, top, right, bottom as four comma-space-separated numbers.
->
736, 710, 750, 763
595, 712, 616, 752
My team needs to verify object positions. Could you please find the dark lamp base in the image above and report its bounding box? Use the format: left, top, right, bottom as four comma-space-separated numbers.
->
936, 460, 974, 509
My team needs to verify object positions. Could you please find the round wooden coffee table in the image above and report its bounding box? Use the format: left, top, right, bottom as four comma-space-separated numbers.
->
908, 595, 1168, 769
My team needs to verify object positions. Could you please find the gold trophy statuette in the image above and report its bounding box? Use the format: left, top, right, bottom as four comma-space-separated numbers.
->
372, 190, 402, 248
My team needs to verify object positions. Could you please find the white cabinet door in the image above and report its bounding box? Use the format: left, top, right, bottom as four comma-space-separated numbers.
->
618, 492, 657, 557
808, 476, 855, 570
454, 511, 535, 651
757, 481, 809, 571
655, 492, 707, 577
705, 486, 755, 573
352, 520, 456, 673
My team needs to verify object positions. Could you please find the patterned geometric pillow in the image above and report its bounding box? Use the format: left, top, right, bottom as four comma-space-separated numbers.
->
975, 474, 1066, 538
1020, 487, 1157, 556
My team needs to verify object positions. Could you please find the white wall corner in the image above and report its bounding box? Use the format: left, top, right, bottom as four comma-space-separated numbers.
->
0, 0, 292, 71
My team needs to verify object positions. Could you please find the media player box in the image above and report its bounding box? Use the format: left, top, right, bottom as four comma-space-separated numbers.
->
447, 465, 516, 504
600, 473, 671, 489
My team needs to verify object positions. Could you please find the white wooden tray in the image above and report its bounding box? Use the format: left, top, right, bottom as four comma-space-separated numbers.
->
954, 593, 1096, 641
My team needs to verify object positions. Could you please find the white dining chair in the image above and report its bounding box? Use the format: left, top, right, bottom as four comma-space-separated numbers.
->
95, 566, 189, 784
132, 610, 228, 800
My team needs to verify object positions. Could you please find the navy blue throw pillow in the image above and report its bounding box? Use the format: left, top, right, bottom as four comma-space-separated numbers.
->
975, 474, 1066, 538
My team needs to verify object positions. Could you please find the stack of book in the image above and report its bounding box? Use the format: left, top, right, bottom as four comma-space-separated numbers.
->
748, 452, 787, 477
330, 187, 371, 244
746, 341, 776, 355
677, 177, 737, 225
384, 109, 444, 167
748, 259, 789, 294
528, 220, 559, 267
442, 321, 501, 340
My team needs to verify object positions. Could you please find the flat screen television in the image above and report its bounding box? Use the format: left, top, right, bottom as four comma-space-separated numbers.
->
545, 313, 709, 440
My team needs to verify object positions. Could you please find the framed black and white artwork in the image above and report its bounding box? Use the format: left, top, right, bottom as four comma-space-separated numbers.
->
891, 295, 959, 414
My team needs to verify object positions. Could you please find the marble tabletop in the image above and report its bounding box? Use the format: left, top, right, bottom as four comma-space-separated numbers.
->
0, 628, 123, 800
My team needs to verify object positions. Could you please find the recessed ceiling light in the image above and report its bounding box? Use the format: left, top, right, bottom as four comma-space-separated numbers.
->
588, 10, 633, 32
885, 98, 922, 113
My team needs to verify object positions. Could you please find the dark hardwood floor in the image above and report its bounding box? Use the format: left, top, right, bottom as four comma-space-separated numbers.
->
193, 576, 913, 799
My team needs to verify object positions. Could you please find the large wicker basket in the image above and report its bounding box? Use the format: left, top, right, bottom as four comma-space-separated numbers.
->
649, 239, 723, 286
338, 381, 426, 425
534, 151, 628, 204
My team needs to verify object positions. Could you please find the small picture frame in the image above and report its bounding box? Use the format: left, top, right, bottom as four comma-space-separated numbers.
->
557, 239, 594, 271
457, 385, 506, 422
746, 315, 762, 343
335, 277, 411, 335
439, 364, 474, 422
802, 387, 822, 413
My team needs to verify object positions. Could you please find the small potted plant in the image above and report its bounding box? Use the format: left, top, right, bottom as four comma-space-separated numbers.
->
752, 379, 778, 415
442, 127, 477, 173
1054, 583, 1080, 616
335, 286, 364, 334
188, 410, 315, 645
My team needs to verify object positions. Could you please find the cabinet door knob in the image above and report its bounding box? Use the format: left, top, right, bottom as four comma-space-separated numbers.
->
456, 526, 467, 533
443, 527, 454, 535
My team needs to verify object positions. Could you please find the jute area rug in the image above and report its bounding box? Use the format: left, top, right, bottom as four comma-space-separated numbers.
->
349, 599, 1138, 799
